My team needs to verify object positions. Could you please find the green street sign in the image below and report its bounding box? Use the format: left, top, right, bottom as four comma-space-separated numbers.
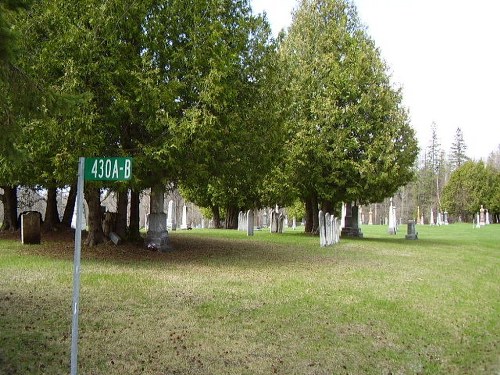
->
84, 157, 132, 181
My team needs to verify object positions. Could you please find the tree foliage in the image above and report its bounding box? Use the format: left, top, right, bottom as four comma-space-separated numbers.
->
278, 0, 418, 231
449, 127, 469, 171
442, 160, 498, 221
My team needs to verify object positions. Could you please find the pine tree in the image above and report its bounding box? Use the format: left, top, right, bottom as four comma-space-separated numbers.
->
449, 127, 469, 171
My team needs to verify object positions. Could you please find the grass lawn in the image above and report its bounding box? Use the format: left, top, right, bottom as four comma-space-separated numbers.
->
0, 223, 498, 374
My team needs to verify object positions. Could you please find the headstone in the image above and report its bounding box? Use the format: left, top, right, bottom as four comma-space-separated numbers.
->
341, 203, 363, 238
145, 186, 171, 251
277, 213, 285, 233
421, 214, 424, 225
21, 212, 41, 245
180, 205, 188, 229
405, 220, 418, 240
430, 210, 434, 226
262, 211, 268, 227
201, 218, 205, 229
479, 205, 486, 226
247, 210, 254, 236
388, 198, 397, 235
368, 208, 373, 225
109, 232, 121, 245
325, 213, 332, 245
340, 203, 346, 229
437, 211, 442, 226
333, 217, 341, 244
444, 211, 449, 225
292, 217, 297, 230
417, 206, 420, 224
284, 216, 289, 229
270, 211, 278, 233
486, 210, 490, 225
167, 200, 176, 231
319, 210, 326, 247
476, 213, 480, 228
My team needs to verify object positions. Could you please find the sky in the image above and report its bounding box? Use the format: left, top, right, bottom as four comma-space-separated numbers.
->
250, 0, 500, 161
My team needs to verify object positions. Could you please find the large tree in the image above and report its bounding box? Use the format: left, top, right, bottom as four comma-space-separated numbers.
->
279, 0, 418, 233
167, 1, 284, 229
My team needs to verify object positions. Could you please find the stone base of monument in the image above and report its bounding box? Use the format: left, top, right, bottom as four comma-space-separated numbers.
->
341, 227, 363, 238
145, 213, 172, 252
405, 233, 418, 240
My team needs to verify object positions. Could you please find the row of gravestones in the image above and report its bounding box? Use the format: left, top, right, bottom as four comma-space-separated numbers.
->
318, 211, 341, 247
237, 210, 254, 236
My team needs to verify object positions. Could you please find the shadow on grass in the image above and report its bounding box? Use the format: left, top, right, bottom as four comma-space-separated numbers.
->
2, 229, 330, 269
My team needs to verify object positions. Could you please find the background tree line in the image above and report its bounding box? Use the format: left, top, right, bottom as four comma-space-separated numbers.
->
394, 123, 499, 224
1, 0, 420, 245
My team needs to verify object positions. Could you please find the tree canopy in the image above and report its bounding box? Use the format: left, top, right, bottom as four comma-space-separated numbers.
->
1, 0, 424, 239
276, 0, 418, 231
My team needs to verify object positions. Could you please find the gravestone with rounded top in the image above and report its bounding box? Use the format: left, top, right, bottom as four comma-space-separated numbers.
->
21, 211, 41, 245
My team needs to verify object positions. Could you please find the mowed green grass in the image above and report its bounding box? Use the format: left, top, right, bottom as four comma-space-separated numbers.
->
0, 224, 498, 374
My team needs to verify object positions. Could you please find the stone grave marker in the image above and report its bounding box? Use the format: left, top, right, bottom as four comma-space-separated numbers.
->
21, 211, 41, 244
319, 210, 326, 247
479, 205, 486, 226
405, 220, 418, 240
167, 200, 176, 231
180, 205, 188, 229
247, 210, 254, 236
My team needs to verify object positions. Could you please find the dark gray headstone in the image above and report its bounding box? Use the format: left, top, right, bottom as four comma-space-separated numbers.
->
21, 212, 41, 245
405, 220, 418, 240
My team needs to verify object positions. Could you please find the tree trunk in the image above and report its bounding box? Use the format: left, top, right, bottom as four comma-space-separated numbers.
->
61, 183, 77, 228
211, 206, 221, 228
305, 198, 313, 233
128, 189, 141, 241
321, 200, 334, 215
311, 195, 319, 234
43, 187, 61, 231
225, 205, 238, 229
1, 185, 18, 231
84, 186, 104, 246
115, 190, 128, 240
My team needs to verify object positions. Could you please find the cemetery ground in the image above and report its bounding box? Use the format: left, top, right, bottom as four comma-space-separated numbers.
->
0, 225, 498, 374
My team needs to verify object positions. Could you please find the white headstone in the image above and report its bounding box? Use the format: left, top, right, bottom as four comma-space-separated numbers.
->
167, 200, 176, 231
479, 205, 486, 226
292, 217, 297, 230
319, 210, 326, 247
388, 198, 396, 235
325, 213, 332, 245
430, 210, 434, 226
247, 210, 254, 236
340, 203, 346, 229
180, 205, 188, 229
486, 210, 490, 225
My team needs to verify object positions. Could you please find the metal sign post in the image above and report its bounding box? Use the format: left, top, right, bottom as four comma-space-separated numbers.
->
71, 157, 85, 375
70, 157, 132, 375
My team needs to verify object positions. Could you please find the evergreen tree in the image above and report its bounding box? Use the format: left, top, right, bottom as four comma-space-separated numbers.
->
449, 127, 469, 171
279, 0, 418, 233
